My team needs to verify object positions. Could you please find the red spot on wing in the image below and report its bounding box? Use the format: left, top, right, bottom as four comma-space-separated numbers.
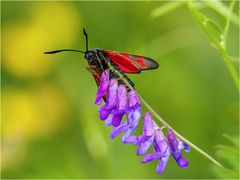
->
135, 57, 145, 67
121, 54, 147, 69
102, 50, 159, 73
103, 50, 140, 73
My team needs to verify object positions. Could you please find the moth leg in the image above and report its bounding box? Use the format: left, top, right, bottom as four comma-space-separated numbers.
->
95, 52, 105, 73
86, 65, 99, 78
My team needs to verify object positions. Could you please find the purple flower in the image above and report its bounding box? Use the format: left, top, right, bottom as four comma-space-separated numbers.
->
98, 78, 118, 120
94, 70, 190, 174
141, 129, 171, 174
110, 90, 141, 143
136, 113, 190, 173
97, 72, 141, 130
112, 85, 128, 127
137, 112, 155, 155
167, 129, 190, 168
95, 70, 110, 105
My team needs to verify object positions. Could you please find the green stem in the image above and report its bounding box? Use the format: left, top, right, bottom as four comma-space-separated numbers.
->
220, 47, 239, 91
221, 0, 239, 91
188, 1, 239, 92
204, 0, 239, 27
137, 92, 224, 169
107, 62, 224, 169
223, 0, 236, 43
150, 1, 186, 18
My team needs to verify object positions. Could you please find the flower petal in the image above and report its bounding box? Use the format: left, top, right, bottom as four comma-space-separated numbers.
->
156, 148, 171, 174
98, 79, 118, 120
142, 112, 155, 136
167, 129, 189, 168
177, 139, 190, 153
122, 135, 142, 145
127, 108, 141, 125
128, 90, 141, 111
121, 126, 137, 143
154, 129, 168, 153
98, 106, 112, 120
105, 114, 113, 126
176, 157, 188, 168
112, 85, 127, 127
137, 135, 154, 155
110, 121, 129, 139
105, 78, 118, 109
121, 108, 141, 141
141, 152, 163, 163
95, 70, 109, 105
112, 114, 124, 127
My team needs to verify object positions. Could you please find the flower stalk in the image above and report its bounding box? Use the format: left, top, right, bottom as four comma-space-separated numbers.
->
136, 91, 224, 169
95, 62, 223, 173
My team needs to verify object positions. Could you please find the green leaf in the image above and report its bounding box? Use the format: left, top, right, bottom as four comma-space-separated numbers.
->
223, 0, 236, 45
188, 1, 239, 91
215, 145, 238, 168
188, 1, 223, 48
212, 134, 239, 179
222, 134, 239, 147
204, 0, 239, 27
150, 1, 186, 18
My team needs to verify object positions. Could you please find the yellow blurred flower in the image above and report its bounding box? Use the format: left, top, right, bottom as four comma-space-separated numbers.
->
2, 90, 41, 139
2, 85, 69, 139
2, 2, 81, 78
1, 84, 69, 168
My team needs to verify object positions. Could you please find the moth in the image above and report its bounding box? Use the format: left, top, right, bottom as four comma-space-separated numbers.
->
45, 29, 159, 88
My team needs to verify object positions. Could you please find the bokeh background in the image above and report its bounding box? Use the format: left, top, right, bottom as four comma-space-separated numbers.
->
1, 1, 239, 179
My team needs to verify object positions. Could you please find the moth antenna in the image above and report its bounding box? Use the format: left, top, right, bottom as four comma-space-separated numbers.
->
83, 28, 88, 51
44, 49, 85, 54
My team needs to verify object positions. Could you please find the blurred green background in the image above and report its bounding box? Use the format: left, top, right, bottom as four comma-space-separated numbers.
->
1, 1, 239, 179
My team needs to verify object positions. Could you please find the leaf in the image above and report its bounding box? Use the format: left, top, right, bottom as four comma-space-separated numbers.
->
212, 134, 239, 179
223, 0, 236, 45
215, 145, 238, 168
204, 0, 239, 27
222, 134, 239, 147
188, 1, 239, 91
188, 1, 223, 48
150, 1, 186, 18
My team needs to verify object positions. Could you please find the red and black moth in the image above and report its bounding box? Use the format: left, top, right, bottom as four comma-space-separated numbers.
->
44, 29, 159, 88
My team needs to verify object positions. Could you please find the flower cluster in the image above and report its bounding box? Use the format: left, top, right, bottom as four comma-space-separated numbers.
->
95, 70, 190, 174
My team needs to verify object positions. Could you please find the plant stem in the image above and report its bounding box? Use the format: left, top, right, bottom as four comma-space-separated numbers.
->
136, 92, 224, 169
188, 1, 239, 92
107, 62, 224, 169
150, 1, 186, 18
204, 0, 239, 27
223, 0, 236, 43
219, 46, 239, 91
